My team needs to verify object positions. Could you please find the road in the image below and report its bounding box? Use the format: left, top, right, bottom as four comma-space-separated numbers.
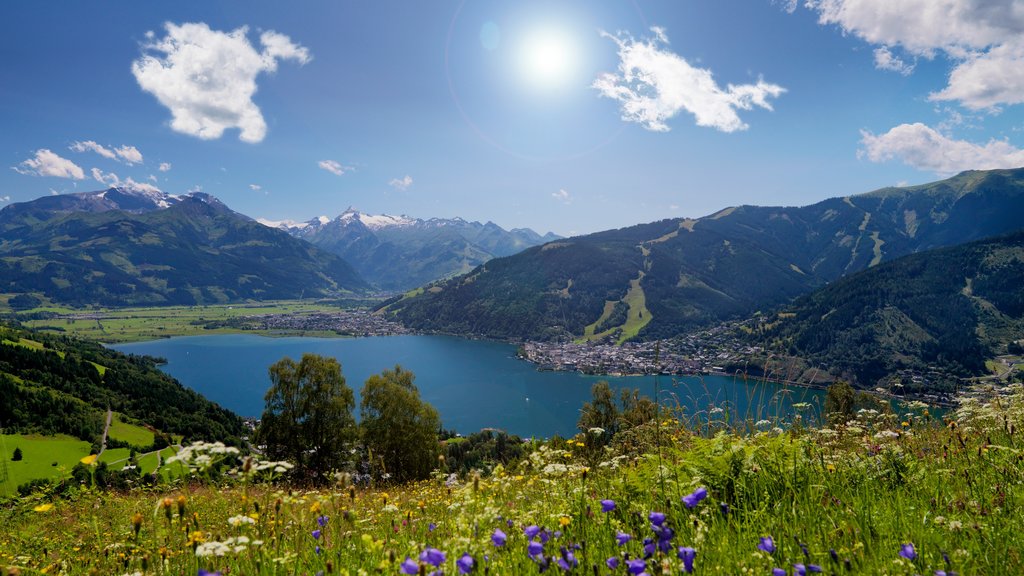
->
98, 409, 112, 455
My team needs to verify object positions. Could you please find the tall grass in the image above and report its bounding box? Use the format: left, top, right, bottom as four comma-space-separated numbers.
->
3, 384, 1022, 575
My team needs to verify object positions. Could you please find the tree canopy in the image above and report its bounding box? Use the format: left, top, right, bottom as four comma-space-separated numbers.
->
360, 365, 440, 483
256, 354, 356, 482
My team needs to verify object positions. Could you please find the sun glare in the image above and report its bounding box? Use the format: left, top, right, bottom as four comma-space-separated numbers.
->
518, 27, 578, 90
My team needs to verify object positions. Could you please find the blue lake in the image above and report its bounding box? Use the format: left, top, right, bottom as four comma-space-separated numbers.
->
112, 334, 825, 438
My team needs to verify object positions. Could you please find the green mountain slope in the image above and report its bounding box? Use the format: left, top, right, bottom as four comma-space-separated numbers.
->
383, 168, 1024, 341
0, 189, 368, 306
759, 230, 1024, 387
0, 322, 245, 444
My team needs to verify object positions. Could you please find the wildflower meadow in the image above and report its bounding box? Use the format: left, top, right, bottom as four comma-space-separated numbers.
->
4, 383, 1024, 575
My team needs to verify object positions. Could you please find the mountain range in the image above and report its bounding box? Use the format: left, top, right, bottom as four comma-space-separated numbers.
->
0, 188, 367, 306
263, 209, 559, 291
383, 168, 1024, 343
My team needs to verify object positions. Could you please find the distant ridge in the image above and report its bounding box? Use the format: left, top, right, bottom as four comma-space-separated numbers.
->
383, 168, 1024, 341
762, 229, 1024, 387
0, 187, 368, 306
266, 208, 559, 291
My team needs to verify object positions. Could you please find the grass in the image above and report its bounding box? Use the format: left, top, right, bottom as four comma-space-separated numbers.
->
97, 448, 131, 470
4, 384, 1023, 574
138, 446, 180, 476
0, 434, 91, 498
107, 414, 155, 448
578, 273, 653, 345
1, 337, 65, 360
616, 272, 652, 344
15, 299, 362, 343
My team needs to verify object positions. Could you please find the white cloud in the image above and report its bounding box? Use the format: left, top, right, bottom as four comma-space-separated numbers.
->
0, 196, 10, 202
158, 162, 172, 172
148, 174, 158, 182
552, 189, 572, 204
90, 167, 163, 193
70, 141, 144, 164
70, 140, 117, 160
873, 47, 914, 75
132, 22, 311, 143
931, 42, 1024, 109
859, 122, 1024, 175
318, 160, 350, 176
249, 183, 262, 191
13, 149, 85, 179
115, 145, 143, 165
593, 27, 785, 132
389, 175, 413, 191
188, 185, 203, 193
801, 0, 1024, 109
91, 167, 118, 187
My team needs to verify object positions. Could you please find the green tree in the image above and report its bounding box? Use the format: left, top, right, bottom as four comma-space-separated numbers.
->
256, 354, 356, 481
619, 388, 657, 429
824, 381, 856, 425
578, 381, 619, 448
360, 365, 440, 482
12, 446, 22, 461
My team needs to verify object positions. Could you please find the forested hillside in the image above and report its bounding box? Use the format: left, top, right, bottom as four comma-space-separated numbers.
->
758, 230, 1024, 387
0, 323, 244, 444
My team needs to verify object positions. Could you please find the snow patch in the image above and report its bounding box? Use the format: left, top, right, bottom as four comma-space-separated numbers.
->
257, 218, 309, 229
358, 213, 416, 229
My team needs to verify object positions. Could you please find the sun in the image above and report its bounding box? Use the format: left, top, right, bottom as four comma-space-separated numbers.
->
517, 27, 579, 91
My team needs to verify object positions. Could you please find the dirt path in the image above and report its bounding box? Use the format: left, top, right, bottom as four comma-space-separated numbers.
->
98, 409, 112, 455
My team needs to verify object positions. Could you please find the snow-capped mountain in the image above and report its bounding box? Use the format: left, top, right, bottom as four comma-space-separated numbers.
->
264, 208, 559, 291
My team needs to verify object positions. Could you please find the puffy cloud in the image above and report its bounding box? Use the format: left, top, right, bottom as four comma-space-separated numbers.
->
873, 47, 914, 75
551, 189, 572, 204
132, 22, 311, 143
70, 140, 116, 160
158, 162, 172, 172
0, 196, 10, 202
91, 167, 163, 193
389, 175, 413, 191
859, 122, 1024, 175
91, 167, 118, 187
249, 183, 262, 191
801, 0, 1024, 109
13, 149, 85, 179
70, 141, 145, 164
318, 160, 350, 176
930, 42, 1024, 109
115, 145, 143, 165
593, 27, 785, 132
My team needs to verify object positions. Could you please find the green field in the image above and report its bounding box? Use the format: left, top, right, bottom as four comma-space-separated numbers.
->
0, 434, 91, 497
138, 446, 180, 476
106, 414, 155, 448
97, 447, 130, 471
13, 299, 358, 343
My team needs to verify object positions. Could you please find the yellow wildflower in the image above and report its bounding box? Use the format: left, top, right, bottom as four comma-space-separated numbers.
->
33, 503, 54, 513
559, 516, 571, 527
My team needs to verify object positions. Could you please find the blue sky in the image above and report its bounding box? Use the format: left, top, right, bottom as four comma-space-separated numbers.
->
4, 0, 1024, 236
